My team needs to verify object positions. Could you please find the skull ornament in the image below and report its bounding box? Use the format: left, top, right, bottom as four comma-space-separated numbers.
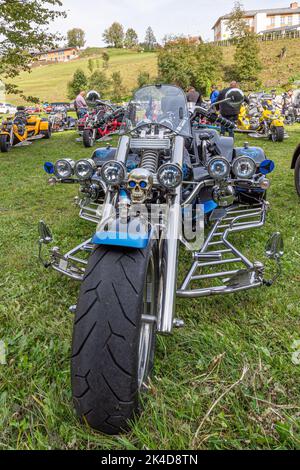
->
127, 168, 153, 204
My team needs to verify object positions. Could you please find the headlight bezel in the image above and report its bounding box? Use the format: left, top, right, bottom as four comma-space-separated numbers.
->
157, 163, 183, 189
54, 159, 75, 179
207, 157, 231, 181
74, 159, 96, 180
232, 156, 257, 180
101, 160, 127, 186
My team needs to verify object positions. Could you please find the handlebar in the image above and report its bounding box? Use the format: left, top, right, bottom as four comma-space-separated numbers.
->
192, 106, 236, 130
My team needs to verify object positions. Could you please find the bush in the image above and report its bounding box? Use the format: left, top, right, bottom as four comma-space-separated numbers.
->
88, 70, 111, 98
67, 69, 88, 100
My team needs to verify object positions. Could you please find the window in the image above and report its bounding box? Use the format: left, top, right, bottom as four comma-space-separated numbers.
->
281, 16, 286, 26
270, 16, 275, 26
288, 15, 293, 26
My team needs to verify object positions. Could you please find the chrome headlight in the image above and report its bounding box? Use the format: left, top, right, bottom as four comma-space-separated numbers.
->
157, 164, 183, 189
207, 157, 230, 180
232, 156, 256, 179
54, 159, 75, 179
74, 159, 96, 180
101, 160, 126, 186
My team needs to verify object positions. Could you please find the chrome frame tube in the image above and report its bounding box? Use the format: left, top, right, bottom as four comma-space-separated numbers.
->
158, 136, 184, 335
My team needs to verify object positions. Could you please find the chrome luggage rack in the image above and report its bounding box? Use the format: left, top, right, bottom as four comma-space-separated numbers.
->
177, 202, 268, 298
79, 200, 102, 224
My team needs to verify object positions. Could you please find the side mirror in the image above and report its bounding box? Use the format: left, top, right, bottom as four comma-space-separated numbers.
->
225, 88, 245, 107
38, 220, 53, 245
265, 232, 284, 260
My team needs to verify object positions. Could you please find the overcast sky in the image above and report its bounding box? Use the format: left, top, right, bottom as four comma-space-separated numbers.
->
52, 0, 292, 46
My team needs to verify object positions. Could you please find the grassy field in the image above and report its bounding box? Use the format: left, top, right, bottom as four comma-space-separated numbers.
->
6, 38, 300, 106
0, 126, 300, 450
6, 49, 158, 105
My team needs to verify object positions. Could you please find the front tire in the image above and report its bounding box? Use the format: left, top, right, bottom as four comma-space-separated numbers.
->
295, 156, 300, 197
270, 125, 284, 142
71, 242, 159, 434
0, 134, 10, 152
83, 129, 95, 147
41, 124, 52, 139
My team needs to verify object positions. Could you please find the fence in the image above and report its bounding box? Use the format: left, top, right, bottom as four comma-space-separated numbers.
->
213, 30, 300, 47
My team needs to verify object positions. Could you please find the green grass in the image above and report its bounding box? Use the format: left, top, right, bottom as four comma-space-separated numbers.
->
0, 127, 300, 450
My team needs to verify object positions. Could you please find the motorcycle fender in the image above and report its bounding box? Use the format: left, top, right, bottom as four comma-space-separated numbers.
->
92, 216, 153, 249
271, 119, 284, 127
39, 121, 49, 131
291, 144, 300, 169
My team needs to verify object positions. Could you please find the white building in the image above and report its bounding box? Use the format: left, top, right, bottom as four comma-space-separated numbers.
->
213, 2, 300, 41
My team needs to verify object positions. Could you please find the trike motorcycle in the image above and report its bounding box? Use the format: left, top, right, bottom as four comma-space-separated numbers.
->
39, 85, 283, 435
237, 93, 285, 142
0, 106, 51, 152
48, 104, 77, 132
82, 101, 125, 147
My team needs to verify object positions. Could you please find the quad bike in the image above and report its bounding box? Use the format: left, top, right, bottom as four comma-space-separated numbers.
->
291, 143, 300, 196
0, 106, 51, 152
39, 85, 283, 435
82, 103, 125, 147
237, 94, 285, 142
49, 105, 77, 132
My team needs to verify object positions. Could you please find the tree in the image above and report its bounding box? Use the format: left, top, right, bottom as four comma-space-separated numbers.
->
144, 27, 157, 51
137, 71, 151, 88
124, 28, 139, 49
102, 22, 124, 48
88, 70, 111, 98
111, 72, 125, 102
158, 38, 223, 95
0, 0, 65, 96
233, 33, 262, 90
102, 52, 110, 69
67, 28, 86, 48
226, 1, 248, 39
67, 69, 88, 100
88, 58, 94, 74
226, 1, 262, 89
96, 59, 100, 69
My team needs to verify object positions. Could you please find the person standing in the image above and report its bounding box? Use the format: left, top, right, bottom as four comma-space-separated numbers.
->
74, 90, 87, 119
210, 85, 220, 105
216, 81, 243, 138
186, 86, 202, 111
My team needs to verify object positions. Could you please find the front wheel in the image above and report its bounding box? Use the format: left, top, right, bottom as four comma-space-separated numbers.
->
0, 134, 10, 152
270, 125, 284, 142
83, 129, 95, 147
295, 156, 300, 197
71, 241, 159, 434
41, 124, 52, 139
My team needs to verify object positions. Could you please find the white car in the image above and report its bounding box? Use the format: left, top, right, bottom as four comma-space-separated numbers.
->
0, 103, 17, 114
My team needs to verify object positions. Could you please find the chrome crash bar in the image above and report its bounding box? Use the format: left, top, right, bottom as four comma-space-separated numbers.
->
177, 202, 268, 298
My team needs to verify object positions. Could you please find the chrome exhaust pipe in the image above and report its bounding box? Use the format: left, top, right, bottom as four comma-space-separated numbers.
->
158, 136, 184, 335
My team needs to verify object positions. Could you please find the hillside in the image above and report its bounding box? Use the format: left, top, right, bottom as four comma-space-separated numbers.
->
7, 49, 158, 104
222, 38, 300, 90
7, 38, 300, 104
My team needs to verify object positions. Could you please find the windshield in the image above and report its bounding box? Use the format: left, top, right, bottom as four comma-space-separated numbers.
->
122, 85, 191, 137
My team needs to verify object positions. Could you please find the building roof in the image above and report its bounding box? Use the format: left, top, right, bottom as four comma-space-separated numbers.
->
259, 23, 300, 34
34, 47, 78, 56
212, 6, 300, 30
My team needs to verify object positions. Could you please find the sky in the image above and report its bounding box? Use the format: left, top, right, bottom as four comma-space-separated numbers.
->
52, 0, 293, 46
